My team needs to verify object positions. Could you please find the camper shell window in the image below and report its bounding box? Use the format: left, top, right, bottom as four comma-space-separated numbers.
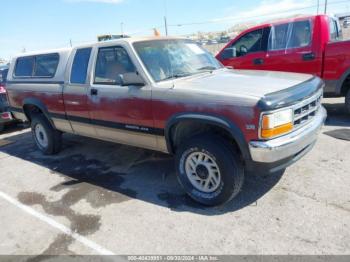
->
14, 53, 59, 78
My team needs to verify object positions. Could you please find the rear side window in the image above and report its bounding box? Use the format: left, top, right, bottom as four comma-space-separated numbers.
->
329, 19, 339, 41
268, 20, 312, 50
14, 53, 59, 78
287, 20, 312, 48
70, 48, 92, 84
34, 54, 59, 77
15, 57, 34, 77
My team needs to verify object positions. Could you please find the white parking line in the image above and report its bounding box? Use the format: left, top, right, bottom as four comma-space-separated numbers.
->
0, 191, 115, 255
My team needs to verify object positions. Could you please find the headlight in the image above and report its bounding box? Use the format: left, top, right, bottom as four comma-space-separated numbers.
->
261, 108, 293, 139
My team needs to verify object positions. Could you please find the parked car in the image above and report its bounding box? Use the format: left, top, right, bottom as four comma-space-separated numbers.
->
6, 37, 326, 206
216, 15, 350, 113
343, 18, 350, 28
0, 66, 15, 132
219, 36, 231, 43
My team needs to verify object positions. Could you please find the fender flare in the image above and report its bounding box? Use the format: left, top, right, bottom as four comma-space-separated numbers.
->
165, 113, 251, 161
335, 67, 350, 95
22, 98, 55, 127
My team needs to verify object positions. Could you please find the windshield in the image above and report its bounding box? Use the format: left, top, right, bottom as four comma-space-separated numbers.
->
133, 39, 223, 82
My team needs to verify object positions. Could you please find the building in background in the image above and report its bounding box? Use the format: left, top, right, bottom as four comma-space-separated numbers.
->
336, 12, 350, 39
336, 12, 350, 26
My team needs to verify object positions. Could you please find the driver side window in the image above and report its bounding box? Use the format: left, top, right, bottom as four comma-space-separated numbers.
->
94, 46, 136, 85
223, 29, 263, 59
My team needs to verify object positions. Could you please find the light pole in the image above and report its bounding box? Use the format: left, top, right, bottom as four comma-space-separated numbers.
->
324, 0, 328, 14
164, 16, 168, 36
164, 0, 169, 36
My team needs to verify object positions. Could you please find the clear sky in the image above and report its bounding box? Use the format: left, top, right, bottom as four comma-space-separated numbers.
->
1, 0, 349, 60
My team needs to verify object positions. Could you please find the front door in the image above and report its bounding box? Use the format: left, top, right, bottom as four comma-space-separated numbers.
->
218, 28, 269, 70
88, 44, 157, 150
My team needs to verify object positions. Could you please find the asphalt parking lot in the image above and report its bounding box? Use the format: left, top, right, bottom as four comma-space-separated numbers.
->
0, 97, 349, 255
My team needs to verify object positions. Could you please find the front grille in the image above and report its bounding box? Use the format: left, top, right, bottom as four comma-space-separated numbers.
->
293, 91, 322, 129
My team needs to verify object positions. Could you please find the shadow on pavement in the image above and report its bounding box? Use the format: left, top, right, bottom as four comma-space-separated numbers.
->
323, 101, 350, 127
0, 121, 29, 135
0, 131, 284, 216
1, 100, 347, 215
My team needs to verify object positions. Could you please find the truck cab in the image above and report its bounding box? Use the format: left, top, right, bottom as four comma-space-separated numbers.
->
216, 15, 350, 112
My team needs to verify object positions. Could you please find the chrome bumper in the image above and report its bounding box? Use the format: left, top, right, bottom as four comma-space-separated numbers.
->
249, 106, 327, 163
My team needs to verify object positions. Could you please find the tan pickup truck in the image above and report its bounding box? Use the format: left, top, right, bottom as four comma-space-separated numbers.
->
6, 37, 326, 206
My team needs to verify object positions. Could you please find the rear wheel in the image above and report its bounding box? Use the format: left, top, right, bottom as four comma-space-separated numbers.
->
31, 114, 62, 155
176, 134, 244, 206
346, 89, 350, 114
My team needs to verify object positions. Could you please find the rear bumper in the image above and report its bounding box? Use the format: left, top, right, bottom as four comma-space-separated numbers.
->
247, 106, 327, 173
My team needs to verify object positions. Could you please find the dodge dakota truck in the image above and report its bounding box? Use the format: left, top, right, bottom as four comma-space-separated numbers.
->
6, 37, 326, 206
216, 15, 350, 113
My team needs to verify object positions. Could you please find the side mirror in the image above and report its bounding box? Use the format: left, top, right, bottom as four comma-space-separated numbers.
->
118, 72, 145, 87
221, 47, 237, 60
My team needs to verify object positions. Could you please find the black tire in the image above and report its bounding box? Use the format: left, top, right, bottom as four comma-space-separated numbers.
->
175, 134, 244, 206
31, 114, 62, 155
346, 89, 350, 114
0, 123, 4, 132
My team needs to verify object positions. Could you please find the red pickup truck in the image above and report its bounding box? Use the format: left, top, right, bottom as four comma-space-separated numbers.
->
216, 15, 350, 112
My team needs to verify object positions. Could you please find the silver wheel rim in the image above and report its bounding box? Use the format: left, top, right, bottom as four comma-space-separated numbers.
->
185, 151, 221, 193
34, 124, 48, 148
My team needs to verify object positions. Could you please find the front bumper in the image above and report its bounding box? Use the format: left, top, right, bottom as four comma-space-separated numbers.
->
248, 106, 327, 172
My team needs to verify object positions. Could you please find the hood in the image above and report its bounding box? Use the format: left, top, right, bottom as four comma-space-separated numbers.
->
173, 69, 314, 98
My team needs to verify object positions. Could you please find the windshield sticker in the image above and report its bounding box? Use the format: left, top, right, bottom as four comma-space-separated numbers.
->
186, 44, 205, 55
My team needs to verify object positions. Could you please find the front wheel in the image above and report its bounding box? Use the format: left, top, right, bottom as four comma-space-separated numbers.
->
176, 135, 244, 206
31, 114, 62, 155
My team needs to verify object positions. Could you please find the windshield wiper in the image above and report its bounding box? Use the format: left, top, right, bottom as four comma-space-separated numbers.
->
196, 66, 217, 72
161, 73, 193, 81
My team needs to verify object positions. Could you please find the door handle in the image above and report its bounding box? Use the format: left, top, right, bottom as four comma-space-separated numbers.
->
253, 58, 264, 65
90, 88, 98, 96
302, 52, 315, 61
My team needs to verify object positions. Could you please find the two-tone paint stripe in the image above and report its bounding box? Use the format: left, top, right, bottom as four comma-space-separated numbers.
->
9, 106, 165, 136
